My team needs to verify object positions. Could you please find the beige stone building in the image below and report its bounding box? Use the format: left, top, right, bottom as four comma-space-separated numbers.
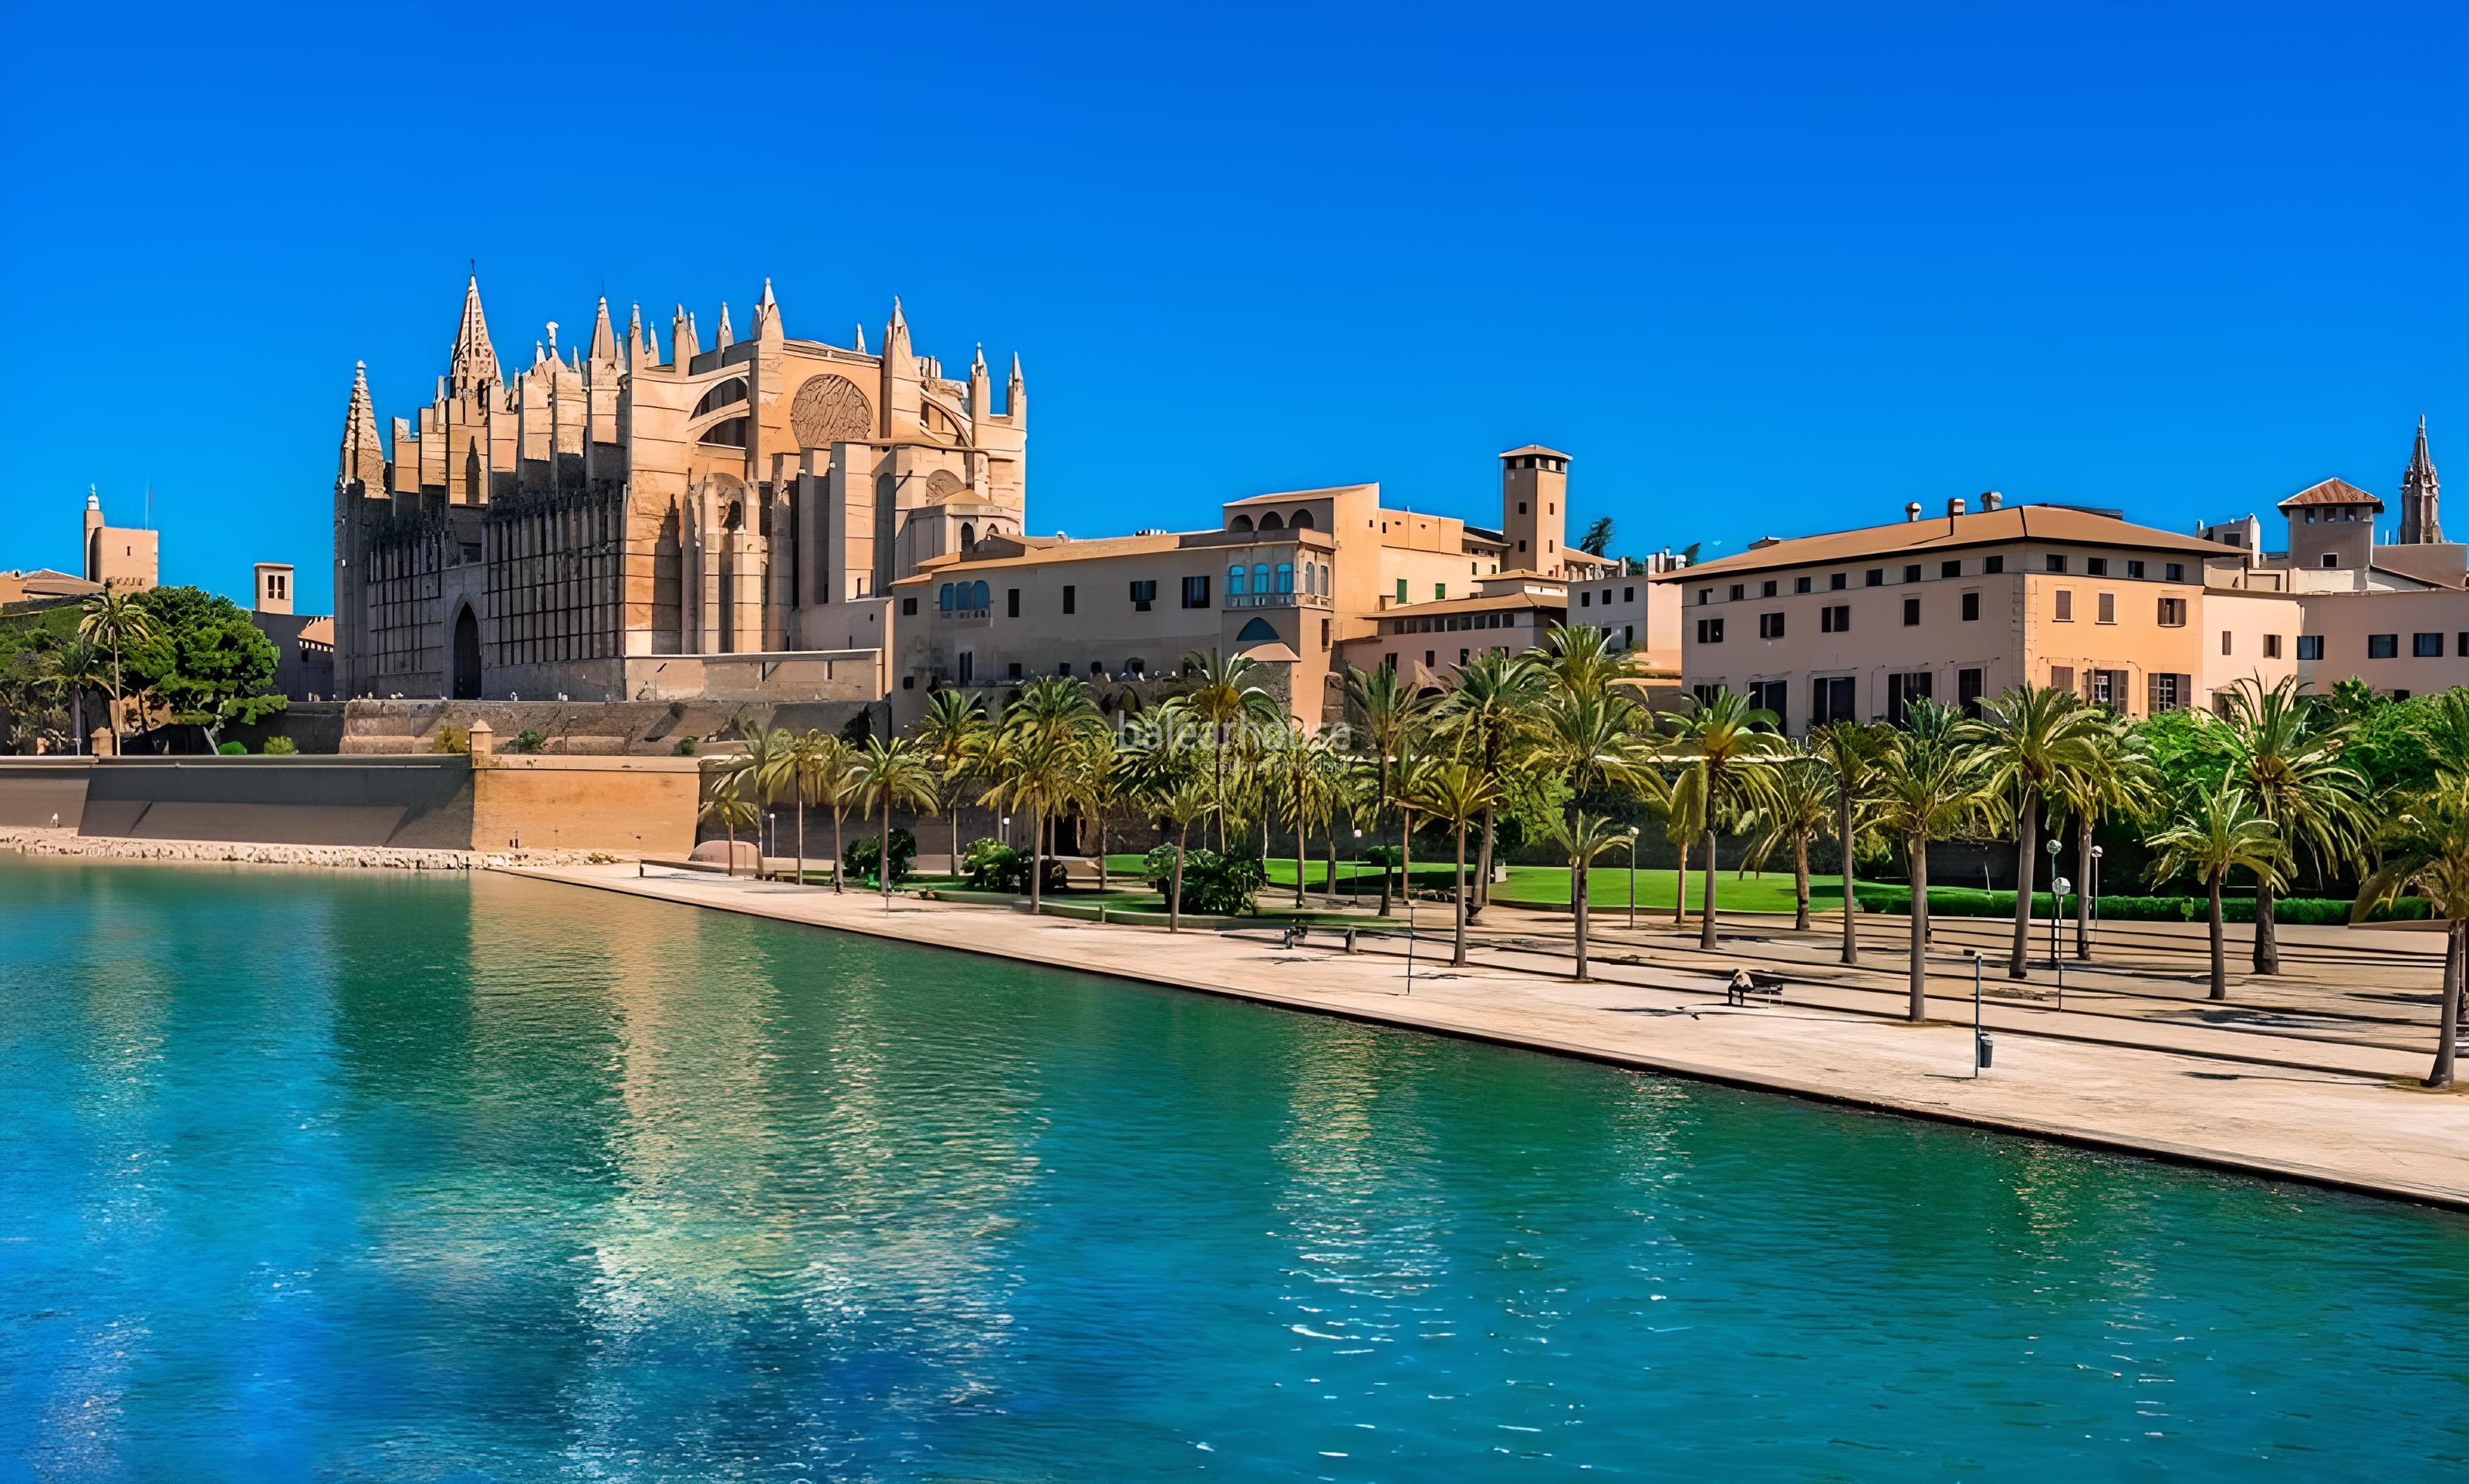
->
1663, 421, 2461, 727
81, 488, 157, 592
333, 275, 1025, 704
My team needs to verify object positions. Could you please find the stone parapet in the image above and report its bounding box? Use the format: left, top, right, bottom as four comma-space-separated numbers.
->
1, 827, 608, 872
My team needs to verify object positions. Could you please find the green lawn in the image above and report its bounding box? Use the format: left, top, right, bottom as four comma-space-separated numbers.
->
1491, 866, 1842, 912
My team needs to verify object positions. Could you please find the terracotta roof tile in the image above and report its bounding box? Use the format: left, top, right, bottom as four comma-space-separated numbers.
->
2278, 477, 2385, 511
1651, 505, 2228, 580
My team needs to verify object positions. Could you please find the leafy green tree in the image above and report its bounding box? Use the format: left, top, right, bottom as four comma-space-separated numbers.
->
77, 588, 155, 750
41, 638, 108, 755
2050, 714, 2160, 959
2352, 774, 2469, 1087
124, 587, 283, 748
2147, 782, 2285, 1002
1577, 516, 1616, 557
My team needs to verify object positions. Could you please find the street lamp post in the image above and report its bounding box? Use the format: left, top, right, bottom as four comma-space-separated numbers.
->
2087, 845, 2105, 958
1968, 948, 1989, 1075
1628, 828, 1638, 930
2050, 873, 2072, 1011
2044, 837, 2062, 967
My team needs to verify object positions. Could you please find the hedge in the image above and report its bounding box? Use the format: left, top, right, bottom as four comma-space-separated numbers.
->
1853, 887, 2431, 923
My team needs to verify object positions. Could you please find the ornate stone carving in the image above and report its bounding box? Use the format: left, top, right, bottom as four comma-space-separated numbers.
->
924, 469, 967, 501
791, 374, 873, 449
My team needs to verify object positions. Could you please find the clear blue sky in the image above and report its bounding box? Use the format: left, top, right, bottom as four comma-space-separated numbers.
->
2, 2, 2461, 614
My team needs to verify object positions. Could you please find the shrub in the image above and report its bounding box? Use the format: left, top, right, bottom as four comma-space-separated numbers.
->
1360, 845, 1404, 868
1144, 845, 1264, 915
959, 837, 1064, 892
513, 728, 546, 754
217, 740, 247, 755
262, 736, 298, 755
1852, 887, 2430, 924
845, 826, 917, 886
433, 725, 471, 754
673, 735, 699, 756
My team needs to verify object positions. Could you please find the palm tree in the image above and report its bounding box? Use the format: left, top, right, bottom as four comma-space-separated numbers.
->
1741, 756, 1836, 932
1653, 762, 1705, 929
1078, 730, 1134, 891
1342, 663, 1435, 916
1537, 622, 1644, 702
990, 676, 1106, 901
1807, 720, 1891, 964
1147, 771, 1216, 932
2352, 775, 2469, 1087
1659, 689, 1791, 950
77, 588, 154, 750
2218, 676, 2365, 975
1282, 731, 1343, 909
1180, 648, 1278, 849
697, 761, 759, 877
1542, 811, 1634, 982
2148, 782, 2285, 1001
40, 639, 109, 756
1869, 700, 1996, 1020
740, 727, 801, 878
848, 736, 940, 910
2049, 717, 2160, 959
1577, 515, 1616, 557
1431, 649, 1543, 917
913, 688, 992, 878
1410, 761, 1501, 966
1971, 685, 2107, 980
793, 731, 856, 889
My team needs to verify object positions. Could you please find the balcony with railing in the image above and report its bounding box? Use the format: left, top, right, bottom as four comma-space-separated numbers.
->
1224, 590, 1331, 610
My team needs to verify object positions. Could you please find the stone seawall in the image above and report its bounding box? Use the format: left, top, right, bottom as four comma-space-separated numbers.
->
2, 827, 609, 872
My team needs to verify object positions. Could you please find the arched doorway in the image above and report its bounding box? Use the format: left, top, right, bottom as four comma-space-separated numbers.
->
450, 605, 481, 700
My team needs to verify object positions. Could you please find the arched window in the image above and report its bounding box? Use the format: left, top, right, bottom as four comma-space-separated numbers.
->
939, 583, 954, 611
1125, 657, 1147, 676
1228, 564, 1248, 595
692, 379, 749, 417
971, 580, 990, 609
961, 521, 977, 551
1260, 511, 1285, 531
1292, 509, 1315, 530
1275, 562, 1293, 592
1252, 564, 1269, 594
1230, 513, 1255, 532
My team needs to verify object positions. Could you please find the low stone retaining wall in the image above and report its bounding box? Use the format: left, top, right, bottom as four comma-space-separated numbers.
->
1, 827, 610, 872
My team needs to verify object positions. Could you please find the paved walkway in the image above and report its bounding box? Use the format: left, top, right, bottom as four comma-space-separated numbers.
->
507, 863, 2469, 1212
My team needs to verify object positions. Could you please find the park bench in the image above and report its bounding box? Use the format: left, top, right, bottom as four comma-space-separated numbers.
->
1724, 970, 1787, 1007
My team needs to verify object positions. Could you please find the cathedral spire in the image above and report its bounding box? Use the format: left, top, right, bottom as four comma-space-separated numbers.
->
338, 360, 387, 487
853, 322, 867, 354
887, 295, 909, 351
589, 295, 616, 362
2401, 415, 2442, 545
673, 305, 700, 363
1008, 352, 1027, 421
714, 302, 734, 351
754, 278, 782, 342
449, 273, 499, 390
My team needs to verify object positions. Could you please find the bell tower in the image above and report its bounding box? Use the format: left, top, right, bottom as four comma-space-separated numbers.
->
1500, 445, 1571, 577
2400, 417, 2441, 545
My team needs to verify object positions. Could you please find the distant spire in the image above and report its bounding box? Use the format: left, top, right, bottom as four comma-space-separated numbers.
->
758, 276, 776, 312
2401, 414, 2443, 544
714, 302, 734, 350
853, 322, 867, 354
450, 273, 498, 390
753, 277, 781, 341
589, 295, 616, 361
887, 295, 908, 345
339, 360, 387, 486
673, 305, 700, 363
972, 342, 988, 374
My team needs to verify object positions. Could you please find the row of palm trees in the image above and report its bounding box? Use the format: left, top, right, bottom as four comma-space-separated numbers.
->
1, 590, 157, 754
696, 627, 2464, 1087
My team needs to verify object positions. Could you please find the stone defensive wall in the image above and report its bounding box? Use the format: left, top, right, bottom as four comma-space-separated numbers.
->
0, 753, 699, 856
333, 697, 885, 755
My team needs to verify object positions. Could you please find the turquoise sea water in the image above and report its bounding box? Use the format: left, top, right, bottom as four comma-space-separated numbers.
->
2, 860, 2463, 1481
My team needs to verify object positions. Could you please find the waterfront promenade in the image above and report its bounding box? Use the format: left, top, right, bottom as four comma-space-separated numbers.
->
512, 862, 2469, 1211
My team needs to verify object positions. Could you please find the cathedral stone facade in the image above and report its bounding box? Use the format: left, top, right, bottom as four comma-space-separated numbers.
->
334, 275, 1026, 701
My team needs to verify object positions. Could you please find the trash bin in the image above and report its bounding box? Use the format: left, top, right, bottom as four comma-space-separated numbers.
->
1977, 1034, 1994, 1070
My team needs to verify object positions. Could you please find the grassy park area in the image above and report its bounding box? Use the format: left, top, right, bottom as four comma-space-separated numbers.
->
1096, 854, 1840, 915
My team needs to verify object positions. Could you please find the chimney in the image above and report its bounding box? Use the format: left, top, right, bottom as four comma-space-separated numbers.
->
1947, 496, 1967, 518
1981, 491, 2003, 510
1904, 502, 1923, 523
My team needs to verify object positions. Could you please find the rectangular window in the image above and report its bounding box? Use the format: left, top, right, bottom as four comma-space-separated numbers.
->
1749, 680, 1789, 728
1007, 661, 1024, 681
1397, 578, 1409, 603
1903, 565, 1922, 583
2459, 632, 2469, 658
1957, 667, 1984, 717
2051, 665, 2076, 694
1696, 617, 1725, 644
900, 596, 917, 616
1830, 572, 1848, 590
1865, 568, 1884, 587
1183, 575, 1211, 609
1761, 580, 1777, 598
2263, 633, 2282, 658
1623, 586, 1636, 602
2415, 632, 2444, 658
2097, 592, 2116, 623
1062, 585, 1076, 615
2222, 630, 2234, 656
1820, 604, 1850, 633
2045, 555, 2066, 573
1320, 619, 1330, 650
2150, 673, 2184, 713
1902, 596, 1920, 626
1693, 683, 1721, 707
1758, 612, 1785, 639
1729, 583, 1746, 602
2297, 635, 2323, 661
2126, 560, 2146, 578
1130, 578, 1157, 611
1698, 588, 1713, 605
1434, 583, 1447, 600
1007, 588, 1021, 619
2368, 633, 2398, 659
1795, 575, 1812, 594
1961, 591, 1980, 622
2165, 562, 2185, 582
2086, 557, 2107, 576
1580, 590, 1592, 606
1941, 560, 1962, 578
1886, 669, 1934, 726
2054, 589, 2073, 622
1984, 555, 2005, 574
2157, 597, 2187, 627
1811, 676, 1856, 727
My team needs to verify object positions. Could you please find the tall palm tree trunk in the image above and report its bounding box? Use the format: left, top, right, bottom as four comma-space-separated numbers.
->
1326, 827, 1339, 909
1793, 834, 1811, 932
832, 809, 846, 892
2205, 868, 2227, 1000
1295, 815, 1308, 909
1572, 862, 1591, 982
952, 791, 966, 889
1400, 811, 1414, 923
1474, 804, 1497, 915
795, 798, 806, 886
1096, 810, 1110, 892
880, 797, 895, 910
724, 815, 738, 878
1451, 819, 1470, 966
1376, 757, 1394, 916
71, 690, 86, 755
2428, 922, 2462, 1089
1029, 807, 1045, 912
2008, 798, 2037, 979
2252, 879, 2282, 976
2073, 813, 2094, 959
1698, 826, 1719, 950
1673, 838, 1689, 928
108, 647, 122, 752
1838, 787, 1859, 965
1906, 835, 1930, 1020
1170, 823, 1188, 933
